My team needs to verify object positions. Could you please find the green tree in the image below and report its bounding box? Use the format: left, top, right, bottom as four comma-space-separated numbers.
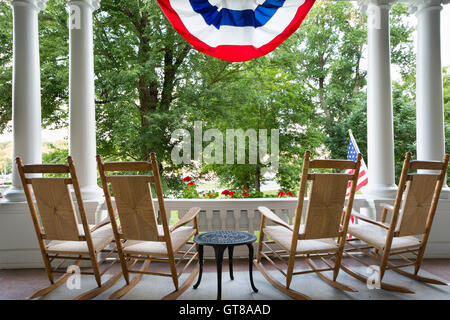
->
286, 1, 367, 161
42, 144, 69, 164
194, 59, 322, 192
0, 0, 425, 194
444, 67, 450, 152
94, 0, 193, 157
92, 0, 232, 191
0, 0, 13, 132
287, 1, 416, 166
0, 0, 69, 131
345, 82, 417, 181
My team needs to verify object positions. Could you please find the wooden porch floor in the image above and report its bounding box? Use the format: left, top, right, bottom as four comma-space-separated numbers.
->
1, 258, 450, 300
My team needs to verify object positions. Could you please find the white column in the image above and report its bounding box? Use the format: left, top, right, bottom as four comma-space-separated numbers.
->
68, 0, 102, 200
410, 0, 450, 197
360, 0, 397, 198
5, 0, 46, 202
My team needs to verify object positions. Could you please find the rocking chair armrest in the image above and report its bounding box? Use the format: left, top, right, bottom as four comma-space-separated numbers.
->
381, 203, 395, 212
380, 203, 395, 223
258, 206, 293, 231
170, 207, 201, 232
351, 210, 389, 230
90, 211, 118, 232
90, 217, 111, 232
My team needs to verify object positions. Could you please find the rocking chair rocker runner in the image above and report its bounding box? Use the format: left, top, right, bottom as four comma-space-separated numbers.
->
254, 150, 362, 300
97, 153, 201, 300
16, 156, 121, 300
342, 152, 450, 293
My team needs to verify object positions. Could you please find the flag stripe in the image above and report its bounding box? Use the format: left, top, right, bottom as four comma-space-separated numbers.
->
346, 131, 368, 237
157, 0, 315, 61
345, 132, 368, 197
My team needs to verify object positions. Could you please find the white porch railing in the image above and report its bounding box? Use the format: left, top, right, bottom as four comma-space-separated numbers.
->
4, 195, 450, 268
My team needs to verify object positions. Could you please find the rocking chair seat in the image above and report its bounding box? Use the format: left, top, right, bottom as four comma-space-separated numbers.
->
46, 224, 114, 255
122, 226, 196, 256
264, 225, 339, 254
348, 224, 421, 251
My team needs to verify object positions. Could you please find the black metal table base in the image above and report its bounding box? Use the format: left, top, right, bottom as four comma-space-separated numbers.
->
193, 243, 258, 300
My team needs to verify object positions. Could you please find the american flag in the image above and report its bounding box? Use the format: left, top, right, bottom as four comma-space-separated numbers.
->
346, 130, 368, 197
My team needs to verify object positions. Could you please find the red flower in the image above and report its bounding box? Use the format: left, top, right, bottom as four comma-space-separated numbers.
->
187, 181, 195, 186
242, 193, 249, 197
277, 191, 285, 197
183, 176, 192, 182
286, 192, 294, 197
203, 194, 206, 197
243, 188, 249, 192
222, 190, 230, 195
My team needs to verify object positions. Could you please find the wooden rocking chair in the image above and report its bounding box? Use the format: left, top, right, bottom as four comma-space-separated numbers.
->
16, 156, 121, 300
254, 150, 362, 299
96, 153, 200, 300
342, 152, 450, 293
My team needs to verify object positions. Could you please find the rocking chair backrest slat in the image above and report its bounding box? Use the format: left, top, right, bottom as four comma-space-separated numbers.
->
102, 162, 153, 172
308, 160, 357, 170
30, 178, 80, 241
409, 161, 446, 170
22, 164, 72, 174
303, 174, 351, 239
108, 175, 160, 241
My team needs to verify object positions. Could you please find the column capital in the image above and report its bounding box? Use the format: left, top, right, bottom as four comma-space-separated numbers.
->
10, 0, 47, 12
408, 0, 448, 15
68, 0, 100, 11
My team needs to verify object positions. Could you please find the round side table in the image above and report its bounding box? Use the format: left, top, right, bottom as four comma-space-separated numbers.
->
193, 230, 258, 300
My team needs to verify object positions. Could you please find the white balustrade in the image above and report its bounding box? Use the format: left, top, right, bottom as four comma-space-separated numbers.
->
99, 198, 303, 258
6, 195, 450, 268
99, 197, 379, 259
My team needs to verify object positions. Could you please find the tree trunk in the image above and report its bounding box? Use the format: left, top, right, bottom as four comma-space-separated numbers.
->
255, 165, 261, 192
353, 44, 363, 95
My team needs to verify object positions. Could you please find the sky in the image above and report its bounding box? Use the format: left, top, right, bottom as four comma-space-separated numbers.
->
1, 5, 450, 143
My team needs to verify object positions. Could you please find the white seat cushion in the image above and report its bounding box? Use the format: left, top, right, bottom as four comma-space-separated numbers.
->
263, 225, 339, 254
348, 223, 421, 251
46, 224, 114, 255
122, 226, 196, 256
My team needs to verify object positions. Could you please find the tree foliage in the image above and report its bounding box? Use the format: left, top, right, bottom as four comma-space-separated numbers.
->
1, 0, 444, 193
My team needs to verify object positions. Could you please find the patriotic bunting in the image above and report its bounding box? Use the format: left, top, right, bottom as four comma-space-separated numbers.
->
157, 0, 316, 62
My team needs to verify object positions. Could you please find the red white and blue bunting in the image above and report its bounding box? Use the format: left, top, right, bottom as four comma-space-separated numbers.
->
157, 0, 316, 62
